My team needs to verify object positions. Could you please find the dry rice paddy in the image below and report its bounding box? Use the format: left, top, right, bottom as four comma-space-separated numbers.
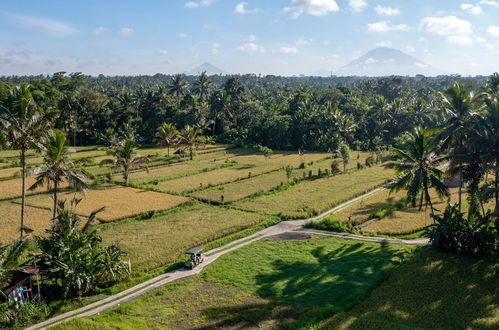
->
0, 201, 53, 244
0, 167, 22, 180
24, 185, 191, 222
0, 177, 69, 200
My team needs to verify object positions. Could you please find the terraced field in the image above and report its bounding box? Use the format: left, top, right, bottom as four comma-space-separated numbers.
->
23, 185, 191, 222
232, 165, 393, 218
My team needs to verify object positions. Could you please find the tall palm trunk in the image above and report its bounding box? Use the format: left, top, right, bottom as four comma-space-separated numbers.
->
189, 146, 193, 160
124, 165, 129, 186
20, 147, 26, 241
458, 136, 464, 211
52, 181, 58, 222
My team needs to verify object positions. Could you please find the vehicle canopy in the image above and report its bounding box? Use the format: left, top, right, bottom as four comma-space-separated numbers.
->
186, 247, 202, 255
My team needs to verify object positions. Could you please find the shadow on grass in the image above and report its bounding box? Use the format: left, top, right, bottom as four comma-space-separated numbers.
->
319, 249, 499, 329
197, 242, 406, 328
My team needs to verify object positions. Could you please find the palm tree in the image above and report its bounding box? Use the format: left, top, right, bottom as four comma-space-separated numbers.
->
0, 240, 27, 293
101, 139, 149, 185
439, 83, 484, 208
154, 123, 178, 157
29, 130, 89, 221
178, 125, 199, 161
0, 84, 50, 241
168, 74, 189, 106
193, 71, 212, 102
386, 127, 449, 214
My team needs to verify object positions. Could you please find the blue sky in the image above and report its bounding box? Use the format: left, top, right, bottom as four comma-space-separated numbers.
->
0, 0, 498, 76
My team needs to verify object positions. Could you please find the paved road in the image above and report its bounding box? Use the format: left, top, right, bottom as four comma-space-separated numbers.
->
27, 187, 428, 329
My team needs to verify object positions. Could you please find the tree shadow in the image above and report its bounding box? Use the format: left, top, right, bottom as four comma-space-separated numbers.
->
319, 249, 499, 329
196, 242, 405, 328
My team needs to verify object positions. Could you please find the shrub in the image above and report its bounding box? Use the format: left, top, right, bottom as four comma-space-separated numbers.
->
373, 198, 407, 219
305, 217, 352, 233
0, 300, 49, 329
427, 204, 498, 261
330, 160, 341, 175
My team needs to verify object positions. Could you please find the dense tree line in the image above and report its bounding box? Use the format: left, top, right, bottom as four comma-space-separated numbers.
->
0, 73, 492, 152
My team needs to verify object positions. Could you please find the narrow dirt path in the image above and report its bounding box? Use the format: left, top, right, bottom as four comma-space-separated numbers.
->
27, 186, 426, 329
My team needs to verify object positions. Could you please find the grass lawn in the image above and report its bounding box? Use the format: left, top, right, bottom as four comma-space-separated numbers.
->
190, 153, 371, 204
98, 203, 270, 273
55, 235, 416, 329
232, 165, 393, 218
0, 200, 53, 244
321, 248, 499, 329
23, 185, 191, 222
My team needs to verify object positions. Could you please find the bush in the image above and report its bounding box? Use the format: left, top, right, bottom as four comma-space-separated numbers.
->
427, 204, 498, 261
373, 198, 407, 219
304, 217, 352, 233
1, 300, 49, 329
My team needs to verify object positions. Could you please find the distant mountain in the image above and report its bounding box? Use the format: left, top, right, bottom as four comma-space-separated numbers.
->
333, 47, 445, 77
186, 63, 227, 76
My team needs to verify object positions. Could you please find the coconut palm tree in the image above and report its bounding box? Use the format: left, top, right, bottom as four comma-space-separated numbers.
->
101, 139, 149, 185
0, 240, 27, 293
193, 71, 212, 102
178, 125, 199, 161
29, 130, 89, 221
438, 83, 484, 208
386, 127, 449, 214
168, 74, 189, 106
0, 84, 50, 241
154, 123, 178, 157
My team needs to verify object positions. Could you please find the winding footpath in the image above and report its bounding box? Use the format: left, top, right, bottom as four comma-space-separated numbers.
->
27, 187, 428, 329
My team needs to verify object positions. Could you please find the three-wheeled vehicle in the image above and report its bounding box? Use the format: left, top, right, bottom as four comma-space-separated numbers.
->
184, 247, 204, 269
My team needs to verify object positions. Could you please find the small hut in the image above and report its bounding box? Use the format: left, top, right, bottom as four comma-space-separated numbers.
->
1, 266, 42, 307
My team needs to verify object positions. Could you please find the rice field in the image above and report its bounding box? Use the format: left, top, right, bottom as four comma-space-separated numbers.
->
0, 177, 70, 200
23, 185, 191, 222
0, 200, 54, 245
232, 165, 393, 218
0, 167, 22, 180
98, 203, 269, 273
361, 188, 495, 235
155, 152, 330, 193
192, 152, 371, 203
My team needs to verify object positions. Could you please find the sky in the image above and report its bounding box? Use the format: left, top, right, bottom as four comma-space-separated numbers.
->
0, 0, 498, 76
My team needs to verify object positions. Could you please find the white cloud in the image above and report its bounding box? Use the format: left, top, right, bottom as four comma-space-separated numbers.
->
349, 0, 368, 12
120, 27, 134, 37
420, 16, 472, 36
376, 40, 392, 47
478, 0, 499, 6
279, 46, 299, 54
365, 57, 377, 64
488, 25, 499, 38
212, 43, 220, 55
447, 35, 474, 45
367, 21, 409, 33
156, 49, 168, 55
405, 46, 416, 52
92, 26, 106, 36
460, 4, 483, 15
415, 62, 428, 68
179, 33, 189, 38
247, 35, 256, 42
374, 5, 400, 16
285, 0, 340, 18
238, 42, 265, 52
234, 2, 259, 14
295, 38, 311, 45
8, 13, 77, 37
185, 0, 213, 8
202, 24, 215, 29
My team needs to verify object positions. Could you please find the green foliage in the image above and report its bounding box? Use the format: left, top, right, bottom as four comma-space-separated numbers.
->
284, 165, 293, 181
257, 145, 273, 159
304, 217, 352, 232
373, 198, 407, 219
38, 200, 130, 297
1, 300, 49, 329
427, 203, 498, 261
330, 160, 341, 175
339, 144, 350, 172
